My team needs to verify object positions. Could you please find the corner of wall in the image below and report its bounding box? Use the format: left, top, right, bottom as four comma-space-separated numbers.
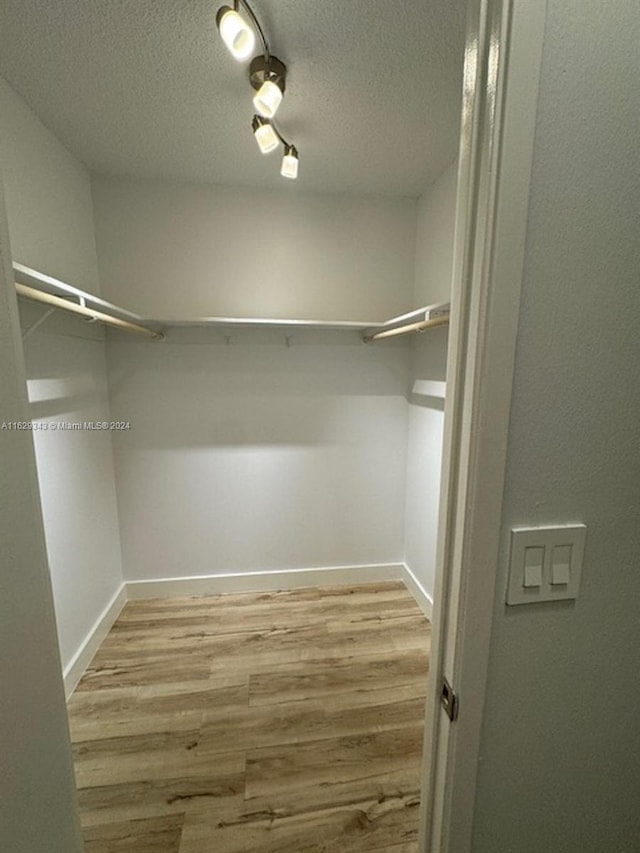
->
413, 158, 458, 307
0, 75, 126, 675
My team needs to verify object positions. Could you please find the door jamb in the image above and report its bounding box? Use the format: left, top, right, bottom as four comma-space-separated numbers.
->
419, 1, 548, 849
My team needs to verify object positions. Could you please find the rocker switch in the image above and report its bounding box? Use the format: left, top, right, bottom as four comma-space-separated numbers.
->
523, 546, 544, 588
551, 545, 572, 585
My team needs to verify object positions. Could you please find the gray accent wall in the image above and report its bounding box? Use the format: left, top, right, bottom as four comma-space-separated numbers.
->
472, 1, 640, 849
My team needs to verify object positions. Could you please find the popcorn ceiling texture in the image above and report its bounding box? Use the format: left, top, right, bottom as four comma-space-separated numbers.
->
0, 0, 465, 196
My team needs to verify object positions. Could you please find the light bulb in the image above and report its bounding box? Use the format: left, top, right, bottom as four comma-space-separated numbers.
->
281, 145, 299, 179
252, 116, 279, 154
253, 80, 284, 118
216, 6, 256, 61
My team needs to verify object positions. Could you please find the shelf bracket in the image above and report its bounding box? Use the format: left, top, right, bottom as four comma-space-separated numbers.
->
22, 306, 56, 340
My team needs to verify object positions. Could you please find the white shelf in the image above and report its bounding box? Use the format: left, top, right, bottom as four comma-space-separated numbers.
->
412, 380, 447, 399
376, 303, 450, 329
13, 262, 450, 343
362, 302, 450, 342
145, 315, 383, 332
13, 263, 147, 324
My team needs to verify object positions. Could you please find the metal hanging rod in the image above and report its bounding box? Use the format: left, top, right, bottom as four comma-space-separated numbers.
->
15, 283, 164, 341
13, 262, 147, 322
363, 313, 450, 343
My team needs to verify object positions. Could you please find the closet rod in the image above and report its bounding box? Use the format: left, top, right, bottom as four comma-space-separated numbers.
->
363, 313, 449, 343
15, 283, 164, 341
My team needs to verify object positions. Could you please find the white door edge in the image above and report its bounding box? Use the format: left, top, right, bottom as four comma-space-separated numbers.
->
419, 1, 548, 850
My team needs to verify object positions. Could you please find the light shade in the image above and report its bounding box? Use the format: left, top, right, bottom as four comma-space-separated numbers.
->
252, 116, 279, 154
253, 79, 284, 118
281, 145, 299, 179
216, 6, 256, 61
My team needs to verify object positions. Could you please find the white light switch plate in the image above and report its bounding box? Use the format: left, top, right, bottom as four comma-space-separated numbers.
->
506, 524, 586, 605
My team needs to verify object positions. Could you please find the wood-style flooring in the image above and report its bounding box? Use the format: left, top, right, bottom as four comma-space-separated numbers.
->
68, 581, 431, 852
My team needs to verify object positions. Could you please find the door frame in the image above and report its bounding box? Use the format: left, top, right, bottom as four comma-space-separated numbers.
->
419, 0, 548, 849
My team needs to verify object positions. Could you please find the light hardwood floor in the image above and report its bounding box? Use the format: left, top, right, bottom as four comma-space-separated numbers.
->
68, 581, 431, 852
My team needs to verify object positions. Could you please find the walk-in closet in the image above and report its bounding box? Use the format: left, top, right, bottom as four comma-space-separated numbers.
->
0, 1, 466, 850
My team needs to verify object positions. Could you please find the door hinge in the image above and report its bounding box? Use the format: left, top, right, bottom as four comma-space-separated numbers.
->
440, 676, 459, 722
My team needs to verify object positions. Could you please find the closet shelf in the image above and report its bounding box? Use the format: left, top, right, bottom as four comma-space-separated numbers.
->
13, 263, 165, 341
13, 262, 450, 342
362, 303, 450, 342
144, 316, 382, 332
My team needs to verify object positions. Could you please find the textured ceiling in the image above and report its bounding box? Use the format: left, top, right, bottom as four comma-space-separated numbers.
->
0, 0, 466, 196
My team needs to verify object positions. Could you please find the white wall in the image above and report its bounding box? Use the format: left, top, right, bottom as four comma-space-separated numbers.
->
0, 179, 83, 852
0, 76, 124, 673
91, 174, 418, 585
107, 331, 409, 580
404, 329, 448, 603
404, 161, 456, 602
472, 2, 640, 850
21, 309, 125, 670
414, 160, 458, 307
91, 176, 417, 322
0, 77, 100, 292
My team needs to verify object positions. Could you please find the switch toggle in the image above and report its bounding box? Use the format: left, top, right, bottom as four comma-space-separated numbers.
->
523, 546, 544, 587
551, 545, 572, 585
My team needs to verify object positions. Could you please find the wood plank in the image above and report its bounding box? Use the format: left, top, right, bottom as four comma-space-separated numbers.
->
95, 621, 330, 659
76, 656, 211, 690
248, 648, 430, 706
199, 693, 426, 754
83, 814, 184, 853
69, 681, 248, 745
179, 793, 420, 852
117, 587, 324, 622
75, 743, 245, 789
77, 767, 243, 827
244, 725, 424, 806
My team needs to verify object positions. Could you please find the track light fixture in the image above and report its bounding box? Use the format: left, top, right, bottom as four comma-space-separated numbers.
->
250, 55, 286, 119
251, 115, 279, 154
251, 116, 299, 179
216, 1, 299, 179
215, 5, 256, 61
280, 144, 299, 180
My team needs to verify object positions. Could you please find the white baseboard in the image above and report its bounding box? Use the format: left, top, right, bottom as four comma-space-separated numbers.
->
63, 583, 127, 698
125, 563, 404, 600
402, 563, 434, 621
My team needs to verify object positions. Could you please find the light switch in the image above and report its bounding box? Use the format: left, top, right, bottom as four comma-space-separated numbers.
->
523, 546, 544, 587
551, 545, 572, 585
506, 524, 586, 605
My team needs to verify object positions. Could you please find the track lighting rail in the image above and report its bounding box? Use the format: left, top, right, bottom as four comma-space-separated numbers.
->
216, 0, 299, 178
